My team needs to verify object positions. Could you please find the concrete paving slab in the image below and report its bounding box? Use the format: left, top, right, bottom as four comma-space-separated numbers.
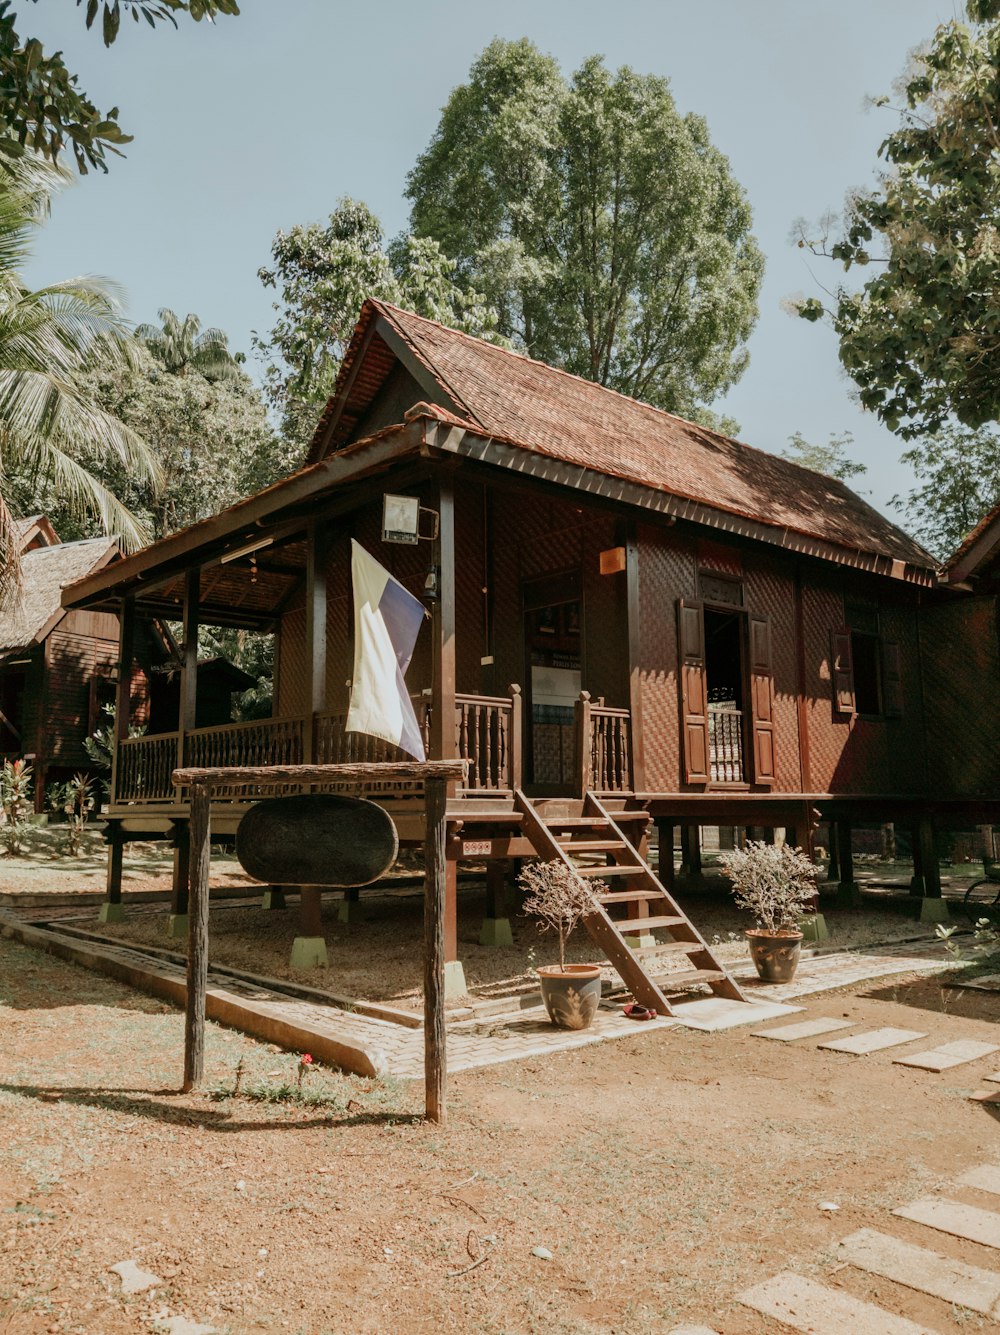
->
894, 1197, 1000, 1250
738, 1271, 935, 1333
950, 973, 1000, 992
838, 1226, 1000, 1316
665, 1327, 720, 1335
955, 1164, 1000, 1197
669, 997, 801, 1031
894, 1039, 1000, 1072
984, 1072, 1000, 1084
751, 1017, 855, 1042
819, 1026, 926, 1055
969, 1089, 1000, 1104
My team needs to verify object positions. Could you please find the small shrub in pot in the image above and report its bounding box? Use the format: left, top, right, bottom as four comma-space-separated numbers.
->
719, 840, 818, 983
519, 860, 603, 1029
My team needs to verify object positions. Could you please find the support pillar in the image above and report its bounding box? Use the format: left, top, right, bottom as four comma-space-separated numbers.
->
261, 885, 286, 910
303, 518, 327, 763
679, 824, 706, 888
479, 860, 513, 947
917, 816, 948, 923
99, 822, 125, 923
910, 823, 925, 896
826, 822, 840, 883
654, 818, 675, 891
337, 886, 360, 923
168, 819, 190, 938
291, 886, 328, 967
835, 819, 861, 907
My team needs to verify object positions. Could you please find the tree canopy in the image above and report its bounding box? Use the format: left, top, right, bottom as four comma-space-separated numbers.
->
406, 39, 764, 419
0, 158, 159, 596
780, 431, 867, 483
1, 1, 240, 174
794, 1, 1000, 438
890, 426, 1000, 559
254, 197, 501, 446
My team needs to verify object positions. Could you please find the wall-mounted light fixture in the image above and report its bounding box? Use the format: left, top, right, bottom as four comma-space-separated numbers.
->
382, 493, 440, 545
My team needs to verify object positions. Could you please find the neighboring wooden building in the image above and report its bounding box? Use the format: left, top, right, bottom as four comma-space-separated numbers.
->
59, 300, 997, 995
0, 518, 120, 807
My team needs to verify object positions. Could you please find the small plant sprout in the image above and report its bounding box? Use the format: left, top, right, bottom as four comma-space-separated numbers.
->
718, 840, 818, 934
296, 1053, 314, 1091
0, 758, 33, 855
519, 860, 600, 971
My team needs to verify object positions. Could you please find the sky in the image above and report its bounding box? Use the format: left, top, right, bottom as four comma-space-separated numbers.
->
23, 0, 968, 519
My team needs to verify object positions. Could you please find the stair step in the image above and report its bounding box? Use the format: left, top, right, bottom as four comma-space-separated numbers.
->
596, 889, 661, 904
576, 864, 641, 878
558, 839, 626, 852
619, 915, 687, 933
634, 940, 703, 960
658, 968, 727, 986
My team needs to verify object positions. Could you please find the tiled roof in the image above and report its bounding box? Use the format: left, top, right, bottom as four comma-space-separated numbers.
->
318, 299, 933, 571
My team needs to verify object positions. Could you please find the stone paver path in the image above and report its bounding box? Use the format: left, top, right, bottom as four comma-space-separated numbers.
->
751, 1016, 855, 1042
894, 1197, 1000, 1250
738, 1271, 935, 1334
837, 1227, 1000, 1316
894, 1039, 1000, 1072
956, 1164, 1000, 1196
819, 1026, 926, 1055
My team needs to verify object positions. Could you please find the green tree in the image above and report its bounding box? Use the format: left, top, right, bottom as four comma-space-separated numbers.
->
254, 197, 500, 446
793, 2, 1000, 438
890, 426, 1000, 559
406, 39, 764, 418
0, 159, 158, 595
781, 430, 867, 482
2, 2, 239, 175
136, 308, 239, 380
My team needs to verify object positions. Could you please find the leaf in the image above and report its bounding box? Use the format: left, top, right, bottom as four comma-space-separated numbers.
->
102, 2, 121, 47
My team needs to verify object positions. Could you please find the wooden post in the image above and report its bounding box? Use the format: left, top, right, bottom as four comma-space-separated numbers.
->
918, 816, 942, 899
431, 477, 458, 965
110, 594, 135, 807
304, 518, 327, 763
836, 818, 860, 906
182, 781, 211, 1093
424, 775, 447, 1124
910, 822, 925, 895
826, 822, 840, 881
300, 886, 324, 935
178, 569, 200, 770
508, 684, 523, 790
624, 527, 646, 793
655, 818, 675, 890
171, 819, 190, 917
105, 827, 124, 903
574, 691, 592, 798
680, 824, 702, 878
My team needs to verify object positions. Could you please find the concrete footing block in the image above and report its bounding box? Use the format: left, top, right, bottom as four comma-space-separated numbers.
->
919, 897, 950, 924
167, 914, 188, 939
443, 959, 468, 999
98, 901, 125, 924
261, 888, 286, 911
478, 917, 513, 947
290, 936, 328, 968
799, 913, 829, 942
337, 897, 360, 924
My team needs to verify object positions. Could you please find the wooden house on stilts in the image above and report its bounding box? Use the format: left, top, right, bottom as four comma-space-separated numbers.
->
59, 299, 1000, 1008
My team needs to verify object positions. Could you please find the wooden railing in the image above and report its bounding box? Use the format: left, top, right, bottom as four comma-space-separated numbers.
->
575, 692, 632, 795
116, 731, 180, 803
455, 685, 521, 792
186, 716, 305, 772
708, 706, 744, 783
313, 704, 427, 766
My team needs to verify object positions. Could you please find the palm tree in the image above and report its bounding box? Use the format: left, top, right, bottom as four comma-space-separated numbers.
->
136, 308, 239, 379
0, 160, 160, 601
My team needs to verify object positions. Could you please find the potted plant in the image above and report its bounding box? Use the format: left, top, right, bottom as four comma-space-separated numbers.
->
519, 860, 603, 1029
719, 840, 818, 983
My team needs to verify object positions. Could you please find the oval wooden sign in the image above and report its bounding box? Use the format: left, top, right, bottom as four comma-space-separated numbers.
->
236, 794, 398, 888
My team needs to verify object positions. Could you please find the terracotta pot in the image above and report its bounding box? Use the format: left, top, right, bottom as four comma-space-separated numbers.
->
745, 929, 803, 984
536, 963, 602, 1030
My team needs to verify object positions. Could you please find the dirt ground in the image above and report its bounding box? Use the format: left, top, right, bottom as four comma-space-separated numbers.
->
1, 931, 999, 1334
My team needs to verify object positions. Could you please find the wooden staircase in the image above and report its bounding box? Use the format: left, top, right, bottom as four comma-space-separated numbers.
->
515, 789, 749, 1017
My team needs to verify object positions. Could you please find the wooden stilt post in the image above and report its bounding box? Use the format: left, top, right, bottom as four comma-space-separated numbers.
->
826, 822, 840, 881
183, 781, 211, 1093
910, 822, 925, 895
424, 775, 447, 1124
100, 821, 126, 923
918, 816, 942, 899
836, 818, 861, 907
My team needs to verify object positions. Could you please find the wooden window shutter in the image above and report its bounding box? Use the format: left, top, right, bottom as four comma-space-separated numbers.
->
831, 628, 855, 714
677, 598, 709, 784
749, 614, 776, 786
883, 640, 903, 717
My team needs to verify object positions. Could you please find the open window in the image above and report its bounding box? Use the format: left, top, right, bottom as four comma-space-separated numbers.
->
832, 605, 901, 719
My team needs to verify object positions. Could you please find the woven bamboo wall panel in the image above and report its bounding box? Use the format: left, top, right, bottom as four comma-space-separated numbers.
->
922, 595, 1000, 797
45, 628, 118, 764
743, 556, 800, 791
488, 489, 523, 698
277, 607, 307, 717
636, 524, 697, 792
454, 478, 486, 694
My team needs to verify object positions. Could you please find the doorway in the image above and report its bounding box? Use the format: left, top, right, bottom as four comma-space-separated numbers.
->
524, 586, 581, 793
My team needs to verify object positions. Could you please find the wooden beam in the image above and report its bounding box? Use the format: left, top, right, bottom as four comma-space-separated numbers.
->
182, 781, 211, 1092
430, 473, 457, 768
625, 526, 646, 793
110, 595, 135, 806
423, 775, 448, 1124
172, 760, 467, 787
178, 569, 200, 770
